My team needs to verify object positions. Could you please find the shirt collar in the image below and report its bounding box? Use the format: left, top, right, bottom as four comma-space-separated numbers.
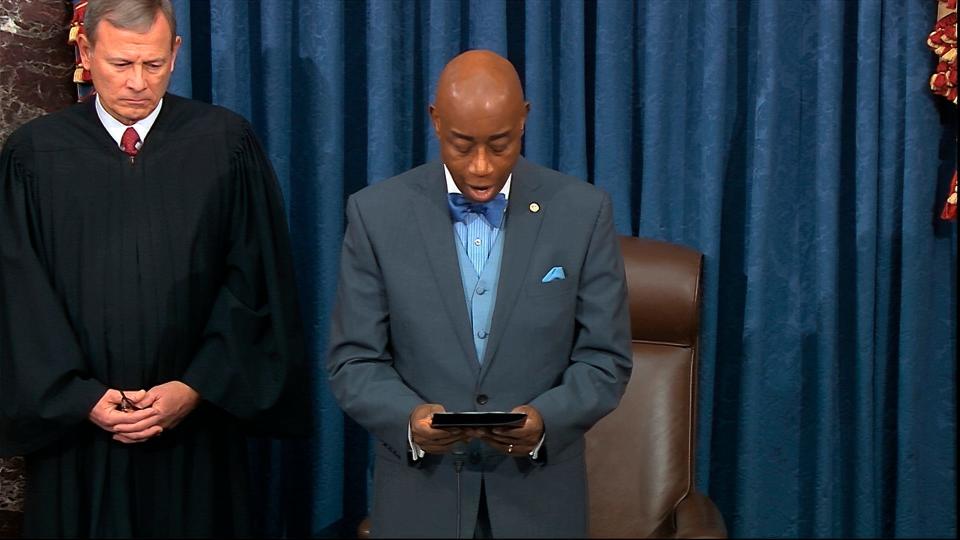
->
95, 94, 163, 151
444, 164, 511, 201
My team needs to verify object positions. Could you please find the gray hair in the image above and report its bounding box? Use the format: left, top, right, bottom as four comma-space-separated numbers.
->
84, 0, 177, 47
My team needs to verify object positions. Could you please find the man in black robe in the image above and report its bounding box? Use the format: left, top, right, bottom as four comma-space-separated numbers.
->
0, 0, 308, 536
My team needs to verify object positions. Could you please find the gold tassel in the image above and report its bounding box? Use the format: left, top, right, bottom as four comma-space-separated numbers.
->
68, 24, 80, 45
73, 66, 85, 83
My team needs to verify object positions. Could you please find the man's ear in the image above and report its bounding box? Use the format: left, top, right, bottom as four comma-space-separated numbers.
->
169, 35, 182, 72
428, 104, 441, 135
77, 33, 93, 70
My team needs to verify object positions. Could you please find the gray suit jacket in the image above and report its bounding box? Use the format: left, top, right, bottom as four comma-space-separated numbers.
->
327, 157, 632, 538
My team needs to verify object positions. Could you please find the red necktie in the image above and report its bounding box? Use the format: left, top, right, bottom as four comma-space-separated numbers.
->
120, 127, 140, 156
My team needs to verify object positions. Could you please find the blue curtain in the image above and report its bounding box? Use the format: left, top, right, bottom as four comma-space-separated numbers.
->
168, 0, 957, 537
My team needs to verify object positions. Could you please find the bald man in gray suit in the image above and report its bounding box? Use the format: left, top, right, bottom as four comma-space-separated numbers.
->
327, 50, 632, 538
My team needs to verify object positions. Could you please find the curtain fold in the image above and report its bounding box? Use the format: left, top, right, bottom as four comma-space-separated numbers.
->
168, 1, 956, 537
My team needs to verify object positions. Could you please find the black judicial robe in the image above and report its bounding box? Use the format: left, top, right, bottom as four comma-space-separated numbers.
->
0, 94, 308, 537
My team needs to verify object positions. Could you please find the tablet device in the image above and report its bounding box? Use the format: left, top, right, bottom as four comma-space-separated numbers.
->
431, 411, 527, 428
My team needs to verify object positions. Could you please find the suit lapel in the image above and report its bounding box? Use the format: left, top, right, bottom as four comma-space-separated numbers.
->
480, 159, 545, 376
412, 163, 481, 373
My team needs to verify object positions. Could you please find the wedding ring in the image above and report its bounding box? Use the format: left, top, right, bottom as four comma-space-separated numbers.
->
508, 444, 514, 454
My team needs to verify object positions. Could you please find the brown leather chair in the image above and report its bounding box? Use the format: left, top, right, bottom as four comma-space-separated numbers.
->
585, 236, 726, 538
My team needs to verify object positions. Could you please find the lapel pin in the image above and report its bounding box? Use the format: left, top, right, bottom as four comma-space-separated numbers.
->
529, 202, 540, 213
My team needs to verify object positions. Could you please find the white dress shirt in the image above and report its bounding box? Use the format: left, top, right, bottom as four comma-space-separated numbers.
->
95, 94, 163, 152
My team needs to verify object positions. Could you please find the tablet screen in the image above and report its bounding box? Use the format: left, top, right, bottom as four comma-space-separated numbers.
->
431, 411, 527, 428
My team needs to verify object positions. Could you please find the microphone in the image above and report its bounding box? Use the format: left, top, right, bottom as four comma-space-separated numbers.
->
451, 449, 467, 539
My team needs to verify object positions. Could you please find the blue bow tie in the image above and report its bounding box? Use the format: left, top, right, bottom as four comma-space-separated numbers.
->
447, 193, 507, 228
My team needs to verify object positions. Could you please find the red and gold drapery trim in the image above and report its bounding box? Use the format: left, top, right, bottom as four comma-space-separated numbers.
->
928, 0, 957, 220
68, 1, 95, 101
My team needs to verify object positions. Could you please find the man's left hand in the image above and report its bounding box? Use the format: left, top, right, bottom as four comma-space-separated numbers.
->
468, 404, 544, 456
112, 381, 200, 443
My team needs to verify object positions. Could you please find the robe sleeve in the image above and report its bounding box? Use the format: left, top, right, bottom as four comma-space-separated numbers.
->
181, 122, 309, 437
0, 137, 108, 457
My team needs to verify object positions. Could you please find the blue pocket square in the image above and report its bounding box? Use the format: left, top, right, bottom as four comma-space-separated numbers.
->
541, 266, 566, 283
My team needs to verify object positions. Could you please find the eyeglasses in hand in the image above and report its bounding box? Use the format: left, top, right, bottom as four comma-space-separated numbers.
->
118, 390, 142, 412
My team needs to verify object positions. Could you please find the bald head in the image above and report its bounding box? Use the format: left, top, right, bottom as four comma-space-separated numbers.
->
430, 50, 530, 203
434, 50, 526, 113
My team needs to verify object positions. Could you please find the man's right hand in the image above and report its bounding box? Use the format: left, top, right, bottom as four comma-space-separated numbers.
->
410, 403, 468, 454
88, 389, 160, 443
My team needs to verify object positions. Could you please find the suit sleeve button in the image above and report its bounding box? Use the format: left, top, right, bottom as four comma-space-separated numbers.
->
476, 394, 489, 405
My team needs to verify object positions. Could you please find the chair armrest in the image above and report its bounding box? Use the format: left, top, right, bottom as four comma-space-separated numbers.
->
673, 490, 727, 539
357, 516, 372, 539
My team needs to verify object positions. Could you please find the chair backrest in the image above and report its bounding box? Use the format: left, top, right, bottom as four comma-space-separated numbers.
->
585, 236, 704, 538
